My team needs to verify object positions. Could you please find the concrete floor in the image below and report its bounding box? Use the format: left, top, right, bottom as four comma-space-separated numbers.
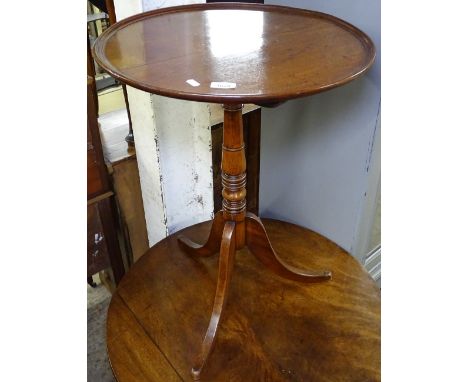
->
87, 277, 114, 381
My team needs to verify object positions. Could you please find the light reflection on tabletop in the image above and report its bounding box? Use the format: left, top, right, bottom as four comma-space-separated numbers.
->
207, 10, 264, 59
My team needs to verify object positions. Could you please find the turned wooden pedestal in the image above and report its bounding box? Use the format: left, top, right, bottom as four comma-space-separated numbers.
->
178, 104, 331, 379
93, 3, 377, 380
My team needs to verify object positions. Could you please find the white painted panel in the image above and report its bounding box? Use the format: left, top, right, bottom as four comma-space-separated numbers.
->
153, 96, 214, 234
126, 87, 168, 246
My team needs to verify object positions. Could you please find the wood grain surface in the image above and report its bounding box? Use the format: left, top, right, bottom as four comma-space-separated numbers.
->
93, 3, 375, 105
108, 218, 380, 381
100, 119, 149, 262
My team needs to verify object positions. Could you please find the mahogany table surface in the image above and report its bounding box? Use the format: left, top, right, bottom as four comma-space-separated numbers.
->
108, 218, 381, 381
93, 3, 375, 106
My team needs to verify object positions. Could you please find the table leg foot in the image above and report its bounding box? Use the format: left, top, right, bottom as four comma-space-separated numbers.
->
178, 211, 224, 257
245, 212, 332, 283
191, 221, 236, 381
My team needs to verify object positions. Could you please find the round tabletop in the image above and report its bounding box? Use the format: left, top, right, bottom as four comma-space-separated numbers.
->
107, 219, 381, 381
93, 3, 375, 105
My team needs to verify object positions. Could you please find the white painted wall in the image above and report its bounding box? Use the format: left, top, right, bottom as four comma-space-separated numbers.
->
261, 0, 381, 262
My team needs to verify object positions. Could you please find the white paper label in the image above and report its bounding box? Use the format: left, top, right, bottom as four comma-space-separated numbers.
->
210, 81, 236, 89
186, 79, 200, 87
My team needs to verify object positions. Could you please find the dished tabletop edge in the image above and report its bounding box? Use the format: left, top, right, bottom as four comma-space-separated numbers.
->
93, 3, 375, 105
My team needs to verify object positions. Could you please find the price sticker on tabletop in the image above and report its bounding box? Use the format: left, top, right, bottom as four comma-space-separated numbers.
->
210, 82, 237, 89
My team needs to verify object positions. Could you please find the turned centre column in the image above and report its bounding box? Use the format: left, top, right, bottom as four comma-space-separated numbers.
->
222, 104, 246, 249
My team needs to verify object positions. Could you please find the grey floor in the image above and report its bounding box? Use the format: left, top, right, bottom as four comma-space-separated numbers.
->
87, 282, 115, 381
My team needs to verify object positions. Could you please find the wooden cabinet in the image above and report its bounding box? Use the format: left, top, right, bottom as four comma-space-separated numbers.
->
99, 113, 149, 263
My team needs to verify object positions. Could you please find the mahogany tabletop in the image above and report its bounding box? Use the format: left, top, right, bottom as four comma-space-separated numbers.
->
107, 218, 381, 381
93, 3, 375, 105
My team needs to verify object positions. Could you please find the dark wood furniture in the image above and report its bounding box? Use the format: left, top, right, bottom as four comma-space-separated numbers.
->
108, 219, 381, 381
93, 3, 376, 380
100, 118, 149, 262
87, 76, 126, 285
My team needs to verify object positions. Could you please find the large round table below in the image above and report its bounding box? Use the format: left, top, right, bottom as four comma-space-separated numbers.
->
107, 219, 381, 381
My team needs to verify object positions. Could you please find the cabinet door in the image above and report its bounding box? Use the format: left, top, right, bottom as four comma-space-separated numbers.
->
88, 198, 126, 284
87, 202, 110, 277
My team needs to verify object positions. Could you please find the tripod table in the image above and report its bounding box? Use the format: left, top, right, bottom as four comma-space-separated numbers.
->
93, 3, 378, 381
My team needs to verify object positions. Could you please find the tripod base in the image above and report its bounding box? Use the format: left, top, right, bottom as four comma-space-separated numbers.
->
177, 212, 331, 380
